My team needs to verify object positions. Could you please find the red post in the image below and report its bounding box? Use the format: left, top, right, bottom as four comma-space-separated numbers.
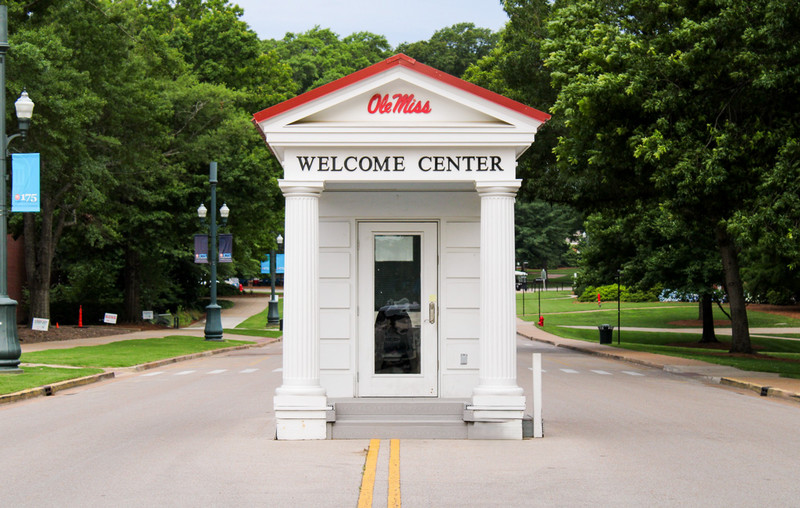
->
79, 305, 83, 328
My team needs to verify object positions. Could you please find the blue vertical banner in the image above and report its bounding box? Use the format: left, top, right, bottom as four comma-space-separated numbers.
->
194, 235, 208, 263
11, 153, 40, 212
218, 234, 233, 263
261, 254, 285, 274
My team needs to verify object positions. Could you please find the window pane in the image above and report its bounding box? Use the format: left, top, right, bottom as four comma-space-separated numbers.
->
374, 235, 421, 374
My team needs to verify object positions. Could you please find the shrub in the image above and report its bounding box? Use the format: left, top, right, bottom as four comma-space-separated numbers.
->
579, 284, 659, 303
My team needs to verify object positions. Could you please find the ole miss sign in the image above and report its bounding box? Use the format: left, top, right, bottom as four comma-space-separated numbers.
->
367, 93, 431, 115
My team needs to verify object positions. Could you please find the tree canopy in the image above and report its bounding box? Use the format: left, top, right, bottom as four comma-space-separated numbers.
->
396, 23, 499, 78
543, 0, 800, 352
6, 0, 292, 322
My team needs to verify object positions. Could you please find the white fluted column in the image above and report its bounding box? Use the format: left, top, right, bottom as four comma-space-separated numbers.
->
274, 180, 328, 440
470, 181, 525, 439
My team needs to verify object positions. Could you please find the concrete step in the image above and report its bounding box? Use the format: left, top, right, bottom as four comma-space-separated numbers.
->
329, 398, 470, 439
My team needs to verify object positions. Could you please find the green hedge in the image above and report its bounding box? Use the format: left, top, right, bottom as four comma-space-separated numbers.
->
578, 284, 659, 303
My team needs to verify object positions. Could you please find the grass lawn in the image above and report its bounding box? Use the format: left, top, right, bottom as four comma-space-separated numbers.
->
224, 328, 282, 339
0, 366, 105, 396
540, 305, 800, 329
21, 336, 253, 368
521, 290, 800, 378
517, 289, 693, 316
617, 337, 800, 378
229, 297, 283, 338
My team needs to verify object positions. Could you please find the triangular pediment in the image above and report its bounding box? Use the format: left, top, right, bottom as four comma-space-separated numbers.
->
291, 78, 510, 126
253, 54, 550, 162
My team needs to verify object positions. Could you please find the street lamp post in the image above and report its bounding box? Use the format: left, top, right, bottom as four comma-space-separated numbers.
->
198, 162, 229, 342
267, 234, 283, 325
617, 269, 622, 344
0, 6, 34, 373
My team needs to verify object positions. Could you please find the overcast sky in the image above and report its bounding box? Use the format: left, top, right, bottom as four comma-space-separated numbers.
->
232, 0, 510, 48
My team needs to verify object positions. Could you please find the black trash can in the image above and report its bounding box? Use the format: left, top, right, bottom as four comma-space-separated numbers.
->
598, 324, 613, 344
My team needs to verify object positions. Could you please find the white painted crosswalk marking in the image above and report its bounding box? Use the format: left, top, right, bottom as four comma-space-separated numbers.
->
240, 368, 258, 374
560, 368, 579, 374
272, 368, 283, 372
175, 370, 196, 376
591, 370, 612, 375
208, 369, 227, 375
141, 371, 164, 377
622, 371, 645, 376
528, 367, 547, 373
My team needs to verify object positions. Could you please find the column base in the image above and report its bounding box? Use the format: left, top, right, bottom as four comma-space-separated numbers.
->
467, 391, 525, 439
204, 304, 223, 341
274, 393, 329, 440
468, 421, 523, 440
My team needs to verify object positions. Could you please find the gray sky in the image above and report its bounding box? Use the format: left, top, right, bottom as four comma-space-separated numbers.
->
232, 0, 510, 47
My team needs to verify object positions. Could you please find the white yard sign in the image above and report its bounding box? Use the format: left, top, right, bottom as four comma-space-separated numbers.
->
31, 318, 49, 331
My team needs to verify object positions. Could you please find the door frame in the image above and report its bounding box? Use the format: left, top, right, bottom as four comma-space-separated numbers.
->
357, 221, 439, 397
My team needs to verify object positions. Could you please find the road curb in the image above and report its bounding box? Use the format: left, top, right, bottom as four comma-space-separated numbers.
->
518, 330, 666, 370
0, 371, 116, 405
719, 377, 800, 402
518, 327, 800, 403
2, 338, 279, 405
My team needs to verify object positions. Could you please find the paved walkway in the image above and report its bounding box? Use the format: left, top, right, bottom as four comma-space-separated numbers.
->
518, 319, 800, 403
20, 294, 274, 353
558, 325, 800, 341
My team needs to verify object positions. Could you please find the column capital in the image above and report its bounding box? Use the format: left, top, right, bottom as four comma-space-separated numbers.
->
475, 180, 522, 198
279, 180, 324, 197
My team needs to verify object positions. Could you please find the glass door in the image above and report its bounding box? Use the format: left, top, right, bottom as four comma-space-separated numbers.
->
357, 223, 438, 396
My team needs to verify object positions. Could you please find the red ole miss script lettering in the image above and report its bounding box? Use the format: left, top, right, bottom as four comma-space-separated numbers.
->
367, 93, 432, 114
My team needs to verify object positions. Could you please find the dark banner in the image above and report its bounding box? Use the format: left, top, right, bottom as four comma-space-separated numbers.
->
194, 235, 208, 264
219, 234, 233, 263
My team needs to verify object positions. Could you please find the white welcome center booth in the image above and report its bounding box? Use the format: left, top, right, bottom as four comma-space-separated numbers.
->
253, 54, 549, 440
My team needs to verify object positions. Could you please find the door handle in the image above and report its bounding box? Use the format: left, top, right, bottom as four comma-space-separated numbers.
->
429, 302, 436, 324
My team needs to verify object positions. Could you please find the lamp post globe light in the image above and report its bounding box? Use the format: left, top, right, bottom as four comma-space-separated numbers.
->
267, 233, 283, 325
198, 161, 229, 342
0, 6, 34, 373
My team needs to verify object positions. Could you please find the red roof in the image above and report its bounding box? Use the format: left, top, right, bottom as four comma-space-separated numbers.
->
252, 54, 551, 124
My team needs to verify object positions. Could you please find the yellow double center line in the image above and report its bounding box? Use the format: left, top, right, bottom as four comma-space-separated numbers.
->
358, 439, 401, 508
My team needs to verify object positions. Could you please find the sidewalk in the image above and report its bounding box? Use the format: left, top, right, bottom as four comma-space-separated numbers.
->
20, 294, 275, 353
517, 319, 800, 403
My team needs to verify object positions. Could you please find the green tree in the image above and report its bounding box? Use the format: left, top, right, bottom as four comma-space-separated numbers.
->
463, 0, 562, 201
7, 0, 292, 322
545, 0, 800, 353
579, 206, 724, 343
7, 0, 144, 320
396, 23, 499, 78
515, 200, 582, 270
267, 26, 391, 93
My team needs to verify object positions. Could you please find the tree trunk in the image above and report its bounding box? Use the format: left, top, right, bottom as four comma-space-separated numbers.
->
698, 293, 718, 343
715, 226, 752, 353
23, 213, 53, 321
123, 246, 141, 322
23, 194, 72, 323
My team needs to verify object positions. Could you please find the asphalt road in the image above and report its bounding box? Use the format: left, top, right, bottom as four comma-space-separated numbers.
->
2, 338, 799, 506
